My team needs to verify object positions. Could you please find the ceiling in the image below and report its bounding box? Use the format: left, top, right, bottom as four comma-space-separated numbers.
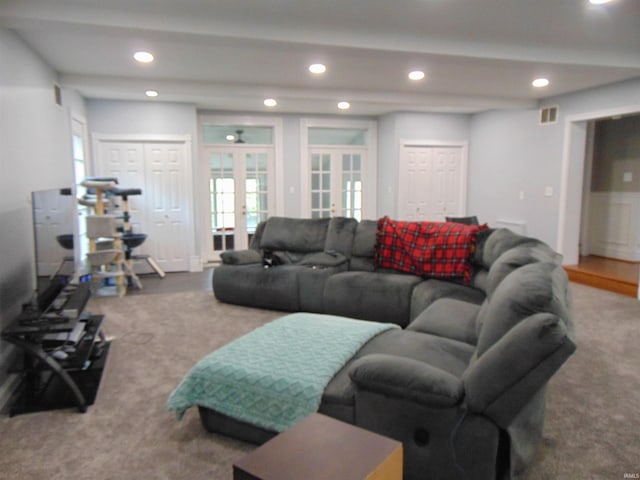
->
1, 0, 639, 116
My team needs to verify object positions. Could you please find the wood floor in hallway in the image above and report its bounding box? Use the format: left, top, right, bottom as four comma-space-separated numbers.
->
564, 255, 639, 298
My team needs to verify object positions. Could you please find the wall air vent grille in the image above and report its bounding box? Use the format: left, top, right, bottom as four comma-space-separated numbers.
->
539, 105, 558, 125
53, 84, 62, 106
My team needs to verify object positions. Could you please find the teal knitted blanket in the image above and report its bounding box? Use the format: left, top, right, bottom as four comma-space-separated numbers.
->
166, 313, 398, 432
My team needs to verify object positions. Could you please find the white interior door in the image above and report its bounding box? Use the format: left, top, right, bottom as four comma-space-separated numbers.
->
95, 138, 191, 272
32, 189, 74, 276
398, 143, 467, 222
204, 145, 275, 261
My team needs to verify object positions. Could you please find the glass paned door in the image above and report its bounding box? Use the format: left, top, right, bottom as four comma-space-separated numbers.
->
342, 153, 363, 221
309, 147, 365, 220
245, 152, 270, 234
310, 152, 332, 218
209, 152, 235, 251
205, 146, 274, 260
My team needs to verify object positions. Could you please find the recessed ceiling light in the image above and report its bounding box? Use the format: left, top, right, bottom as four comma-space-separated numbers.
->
408, 70, 425, 81
589, 0, 613, 4
134, 51, 154, 63
532, 78, 550, 88
226, 134, 235, 141
145, 90, 159, 97
263, 98, 277, 107
337, 101, 350, 110
309, 63, 327, 74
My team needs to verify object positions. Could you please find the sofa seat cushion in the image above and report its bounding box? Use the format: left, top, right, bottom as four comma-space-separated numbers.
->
212, 264, 301, 311
407, 298, 481, 345
322, 329, 475, 412
297, 264, 349, 313
410, 279, 485, 321
299, 251, 348, 268
323, 271, 423, 327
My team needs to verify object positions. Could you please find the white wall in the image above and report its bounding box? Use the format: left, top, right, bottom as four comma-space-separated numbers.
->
468, 108, 562, 246
88, 99, 198, 137
548, 78, 640, 263
467, 77, 640, 257
377, 112, 471, 216
87, 99, 200, 264
0, 27, 85, 386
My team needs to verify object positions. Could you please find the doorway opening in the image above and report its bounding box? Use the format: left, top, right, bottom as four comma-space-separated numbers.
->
559, 108, 640, 299
199, 116, 283, 262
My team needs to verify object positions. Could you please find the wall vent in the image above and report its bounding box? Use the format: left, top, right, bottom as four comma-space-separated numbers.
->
53, 83, 62, 106
539, 105, 558, 125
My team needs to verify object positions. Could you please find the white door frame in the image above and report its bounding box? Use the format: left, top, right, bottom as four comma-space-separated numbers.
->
91, 133, 198, 271
557, 103, 640, 299
198, 114, 284, 263
300, 117, 378, 219
70, 113, 91, 271
202, 144, 276, 261
398, 139, 469, 220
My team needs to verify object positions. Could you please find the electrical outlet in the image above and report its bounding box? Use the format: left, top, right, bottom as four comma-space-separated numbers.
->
544, 187, 553, 197
623, 172, 633, 183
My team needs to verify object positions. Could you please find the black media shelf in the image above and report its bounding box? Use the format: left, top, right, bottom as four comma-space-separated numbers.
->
9, 342, 110, 416
2, 314, 110, 416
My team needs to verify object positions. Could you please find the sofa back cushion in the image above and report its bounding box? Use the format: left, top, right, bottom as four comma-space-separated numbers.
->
260, 217, 330, 253
485, 242, 562, 297
325, 217, 358, 257
475, 262, 571, 357
349, 220, 378, 271
476, 228, 545, 269
249, 220, 267, 250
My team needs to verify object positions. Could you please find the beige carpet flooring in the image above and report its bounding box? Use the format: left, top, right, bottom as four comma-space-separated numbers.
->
0, 280, 639, 479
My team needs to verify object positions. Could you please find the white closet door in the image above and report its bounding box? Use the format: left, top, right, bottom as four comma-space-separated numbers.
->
398, 144, 466, 222
95, 139, 191, 272
96, 141, 145, 233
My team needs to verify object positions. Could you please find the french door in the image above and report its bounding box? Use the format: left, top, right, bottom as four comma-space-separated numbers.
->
204, 145, 275, 260
309, 147, 366, 220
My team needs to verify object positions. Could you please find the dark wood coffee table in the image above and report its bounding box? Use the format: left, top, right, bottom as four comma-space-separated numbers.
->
233, 413, 402, 480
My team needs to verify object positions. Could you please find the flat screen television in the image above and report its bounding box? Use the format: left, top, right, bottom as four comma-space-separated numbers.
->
31, 187, 76, 311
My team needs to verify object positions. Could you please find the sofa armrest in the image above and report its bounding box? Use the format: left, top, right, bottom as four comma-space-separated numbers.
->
462, 312, 576, 428
349, 353, 463, 408
220, 249, 262, 265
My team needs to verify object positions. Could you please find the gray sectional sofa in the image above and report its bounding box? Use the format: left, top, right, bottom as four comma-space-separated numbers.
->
209, 216, 576, 480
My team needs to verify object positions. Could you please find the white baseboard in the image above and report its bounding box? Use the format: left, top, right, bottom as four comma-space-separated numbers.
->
190, 256, 203, 272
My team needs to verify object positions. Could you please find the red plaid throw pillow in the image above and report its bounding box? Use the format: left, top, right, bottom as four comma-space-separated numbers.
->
374, 216, 485, 283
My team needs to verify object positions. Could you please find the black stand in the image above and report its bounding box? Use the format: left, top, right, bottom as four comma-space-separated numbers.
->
2, 283, 110, 416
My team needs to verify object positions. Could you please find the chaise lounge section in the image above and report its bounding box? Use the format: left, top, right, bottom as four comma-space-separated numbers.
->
197, 217, 577, 479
